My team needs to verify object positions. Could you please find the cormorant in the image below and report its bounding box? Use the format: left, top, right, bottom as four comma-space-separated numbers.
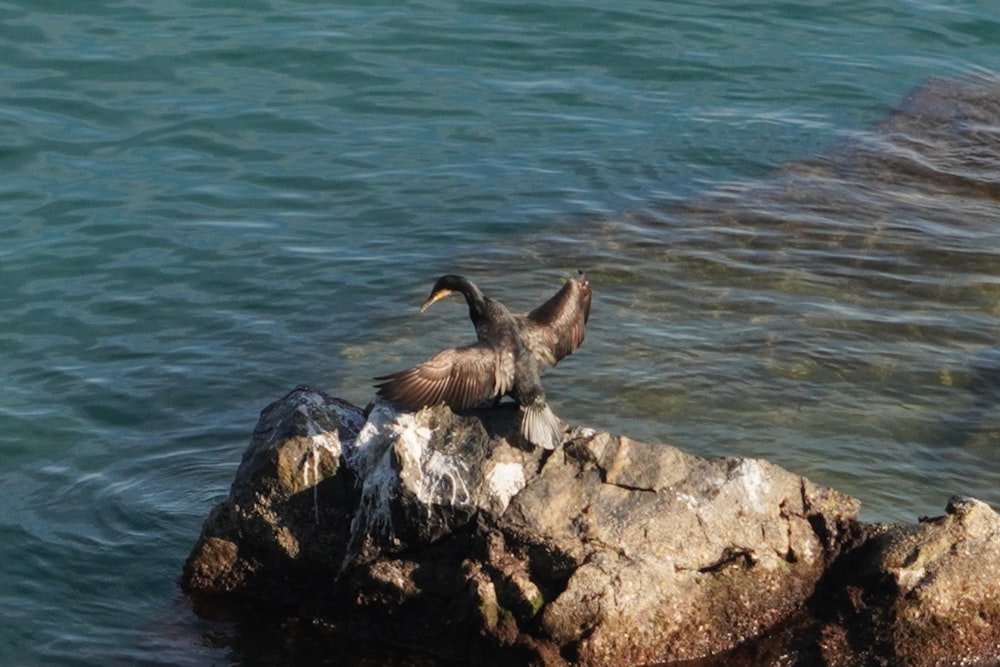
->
375, 273, 592, 449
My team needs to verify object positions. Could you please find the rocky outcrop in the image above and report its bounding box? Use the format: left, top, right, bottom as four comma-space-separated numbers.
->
182, 386, 888, 665
809, 496, 1000, 667
182, 386, 1000, 665
878, 497, 1000, 664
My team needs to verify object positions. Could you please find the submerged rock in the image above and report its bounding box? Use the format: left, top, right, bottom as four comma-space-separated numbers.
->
184, 386, 861, 665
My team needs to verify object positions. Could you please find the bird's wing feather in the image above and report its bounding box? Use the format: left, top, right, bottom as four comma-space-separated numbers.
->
375, 343, 502, 410
521, 275, 592, 366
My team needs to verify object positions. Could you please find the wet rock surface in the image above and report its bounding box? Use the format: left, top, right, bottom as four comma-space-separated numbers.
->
180, 386, 997, 666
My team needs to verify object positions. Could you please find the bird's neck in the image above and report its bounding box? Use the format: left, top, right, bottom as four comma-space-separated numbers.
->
466, 296, 490, 326
458, 282, 488, 323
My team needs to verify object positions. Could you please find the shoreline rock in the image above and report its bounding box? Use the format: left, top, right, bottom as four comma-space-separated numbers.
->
178, 385, 1000, 666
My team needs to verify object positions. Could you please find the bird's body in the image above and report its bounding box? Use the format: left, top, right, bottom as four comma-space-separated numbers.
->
375, 273, 591, 449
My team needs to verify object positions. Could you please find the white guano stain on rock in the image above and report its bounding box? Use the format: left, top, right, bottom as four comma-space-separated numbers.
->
677, 492, 701, 511
343, 401, 409, 550
396, 419, 473, 510
345, 399, 400, 476
735, 459, 769, 514
487, 462, 526, 511
298, 410, 344, 522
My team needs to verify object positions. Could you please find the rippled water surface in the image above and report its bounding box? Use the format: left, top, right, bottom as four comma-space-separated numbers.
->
5, 0, 1000, 663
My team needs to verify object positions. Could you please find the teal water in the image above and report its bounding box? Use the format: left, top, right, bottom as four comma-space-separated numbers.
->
5, 0, 1000, 663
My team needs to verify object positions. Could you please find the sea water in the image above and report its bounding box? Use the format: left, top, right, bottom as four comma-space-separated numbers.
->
4, 0, 1000, 663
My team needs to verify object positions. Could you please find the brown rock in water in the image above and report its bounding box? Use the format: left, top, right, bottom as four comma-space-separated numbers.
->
182, 386, 859, 665
499, 433, 858, 665
182, 387, 366, 602
182, 387, 1000, 665
703, 497, 1000, 667
815, 497, 1000, 667
881, 497, 1000, 665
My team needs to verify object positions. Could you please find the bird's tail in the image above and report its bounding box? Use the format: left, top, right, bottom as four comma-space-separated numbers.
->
521, 401, 563, 450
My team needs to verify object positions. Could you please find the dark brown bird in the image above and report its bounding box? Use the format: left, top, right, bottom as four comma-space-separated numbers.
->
375, 273, 592, 449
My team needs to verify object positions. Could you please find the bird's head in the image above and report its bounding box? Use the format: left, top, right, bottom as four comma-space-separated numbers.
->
420, 274, 482, 312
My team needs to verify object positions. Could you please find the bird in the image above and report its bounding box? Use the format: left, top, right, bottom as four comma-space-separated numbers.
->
375, 272, 591, 450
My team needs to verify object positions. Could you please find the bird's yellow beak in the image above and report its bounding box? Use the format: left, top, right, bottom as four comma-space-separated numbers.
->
419, 288, 452, 312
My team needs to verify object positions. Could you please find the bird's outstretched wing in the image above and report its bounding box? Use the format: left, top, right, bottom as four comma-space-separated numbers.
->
375, 343, 505, 411
521, 274, 592, 366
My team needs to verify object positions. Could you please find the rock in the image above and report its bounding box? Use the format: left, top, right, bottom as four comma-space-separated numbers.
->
880, 497, 1000, 665
182, 386, 860, 665
182, 387, 1000, 665
815, 496, 1000, 667
182, 387, 366, 602
498, 433, 858, 665
668, 498, 1000, 667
